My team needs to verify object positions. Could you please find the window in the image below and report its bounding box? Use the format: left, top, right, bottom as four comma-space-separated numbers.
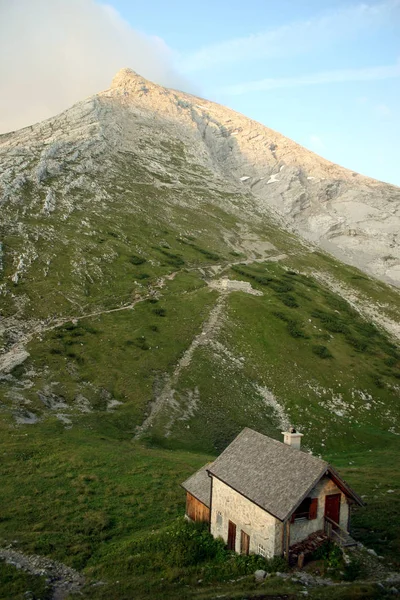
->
291, 497, 318, 522
217, 511, 223, 526
258, 544, 266, 557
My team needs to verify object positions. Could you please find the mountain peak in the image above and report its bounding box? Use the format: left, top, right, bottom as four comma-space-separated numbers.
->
110, 67, 145, 89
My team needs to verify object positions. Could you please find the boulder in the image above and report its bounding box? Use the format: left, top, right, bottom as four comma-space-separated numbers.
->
254, 569, 267, 582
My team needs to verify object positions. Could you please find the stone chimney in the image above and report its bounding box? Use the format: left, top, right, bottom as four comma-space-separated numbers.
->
281, 426, 303, 450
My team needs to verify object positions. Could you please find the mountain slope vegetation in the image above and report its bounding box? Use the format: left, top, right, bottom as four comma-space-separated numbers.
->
0, 70, 399, 598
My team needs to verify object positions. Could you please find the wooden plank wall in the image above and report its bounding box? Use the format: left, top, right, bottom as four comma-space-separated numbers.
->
186, 492, 210, 523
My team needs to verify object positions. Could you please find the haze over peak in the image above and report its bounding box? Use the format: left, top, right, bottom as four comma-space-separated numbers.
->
0, 1, 192, 134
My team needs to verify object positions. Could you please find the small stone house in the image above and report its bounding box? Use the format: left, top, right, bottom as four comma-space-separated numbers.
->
182, 428, 363, 558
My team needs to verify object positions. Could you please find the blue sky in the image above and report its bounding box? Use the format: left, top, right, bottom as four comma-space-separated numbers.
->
1, 0, 398, 185
108, 0, 400, 185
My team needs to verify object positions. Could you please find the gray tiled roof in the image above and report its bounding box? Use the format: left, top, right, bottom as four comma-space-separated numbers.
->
182, 463, 212, 507
208, 428, 329, 521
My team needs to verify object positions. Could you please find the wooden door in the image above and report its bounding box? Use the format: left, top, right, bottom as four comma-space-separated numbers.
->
325, 493, 341, 526
227, 520, 236, 551
240, 530, 250, 555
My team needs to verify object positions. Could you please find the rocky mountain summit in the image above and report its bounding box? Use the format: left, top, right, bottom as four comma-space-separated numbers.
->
1, 67, 400, 289
112, 69, 400, 284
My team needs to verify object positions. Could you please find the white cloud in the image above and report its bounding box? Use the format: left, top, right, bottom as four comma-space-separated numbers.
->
220, 63, 400, 96
0, 0, 191, 133
180, 0, 400, 73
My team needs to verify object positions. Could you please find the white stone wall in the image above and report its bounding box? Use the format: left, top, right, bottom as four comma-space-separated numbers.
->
210, 477, 280, 557
289, 476, 349, 544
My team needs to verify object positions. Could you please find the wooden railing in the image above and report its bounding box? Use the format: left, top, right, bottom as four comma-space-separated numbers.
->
323, 515, 349, 546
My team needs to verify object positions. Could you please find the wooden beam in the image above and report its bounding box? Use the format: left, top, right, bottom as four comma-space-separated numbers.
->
285, 520, 290, 561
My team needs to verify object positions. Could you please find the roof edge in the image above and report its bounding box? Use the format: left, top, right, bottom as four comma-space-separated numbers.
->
181, 485, 211, 508
283, 463, 364, 521
327, 465, 365, 507
282, 464, 328, 522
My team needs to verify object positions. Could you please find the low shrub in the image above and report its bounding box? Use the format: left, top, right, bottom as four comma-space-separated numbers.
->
324, 294, 356, 316
270, 281, 294, 293
311, 540, 344, 577
135, 336, 150, 351
279, 294, 299, 308
130, 255, 146, 265
179, 239, 220, 261
81, 324, 99, 334
287, 320, 308, 339
153, 307, 167, 317
312, 345, 333, 359
70, 330, 84, 337
231, 265, 272, 286
50, 347, 62, 355
353, 321, 378, 338
271, 311, 290, 322
272, 311, 308, 338
345, 335, 369, 353
343, 557, 363, 581
311, 309, 350, 334
384, 356, 397, 367
155, 248, 185, 267
370, 373, 385, 388
125, 520, 288, 581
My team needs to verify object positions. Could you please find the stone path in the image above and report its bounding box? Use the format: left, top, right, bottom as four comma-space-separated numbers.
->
0, 546, 85, 600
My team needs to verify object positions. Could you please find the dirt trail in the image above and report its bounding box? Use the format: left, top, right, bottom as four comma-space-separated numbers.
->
134, 292, 228, 438
0, 547, 85, 600
0, 274, 177, 374
134, 253, 290, 438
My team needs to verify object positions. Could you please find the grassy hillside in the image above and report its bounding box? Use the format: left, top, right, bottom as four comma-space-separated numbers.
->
0, 421, 398, 599
1, 105, 400, 598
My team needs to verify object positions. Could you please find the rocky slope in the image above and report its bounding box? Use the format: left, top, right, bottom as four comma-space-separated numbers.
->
2, 68, 400, 290
0, 68, 399, 448
106, 69, 400, 286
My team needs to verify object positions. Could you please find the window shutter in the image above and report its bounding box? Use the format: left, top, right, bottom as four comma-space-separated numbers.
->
309, 498, 318, 520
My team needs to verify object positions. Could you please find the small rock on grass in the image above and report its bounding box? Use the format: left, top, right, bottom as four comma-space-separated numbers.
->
254, 569, 267, 582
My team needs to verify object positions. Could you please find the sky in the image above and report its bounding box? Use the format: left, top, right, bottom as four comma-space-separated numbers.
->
0, 0, 399, 185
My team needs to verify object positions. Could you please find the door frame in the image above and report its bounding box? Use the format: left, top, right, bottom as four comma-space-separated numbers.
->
324, 493, 341, 527
227, 520, 237, 551
240, 530, 250, 555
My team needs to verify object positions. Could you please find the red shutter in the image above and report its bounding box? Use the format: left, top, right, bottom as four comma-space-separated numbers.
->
309, 498, 318, 520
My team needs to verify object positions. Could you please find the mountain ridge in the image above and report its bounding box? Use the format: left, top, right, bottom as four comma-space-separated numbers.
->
3, 67, 398, 287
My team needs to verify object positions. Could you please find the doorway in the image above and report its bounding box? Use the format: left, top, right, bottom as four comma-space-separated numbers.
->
240, 530, 250, 555
227, 520, 237, 551
325, 493, 341, 526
